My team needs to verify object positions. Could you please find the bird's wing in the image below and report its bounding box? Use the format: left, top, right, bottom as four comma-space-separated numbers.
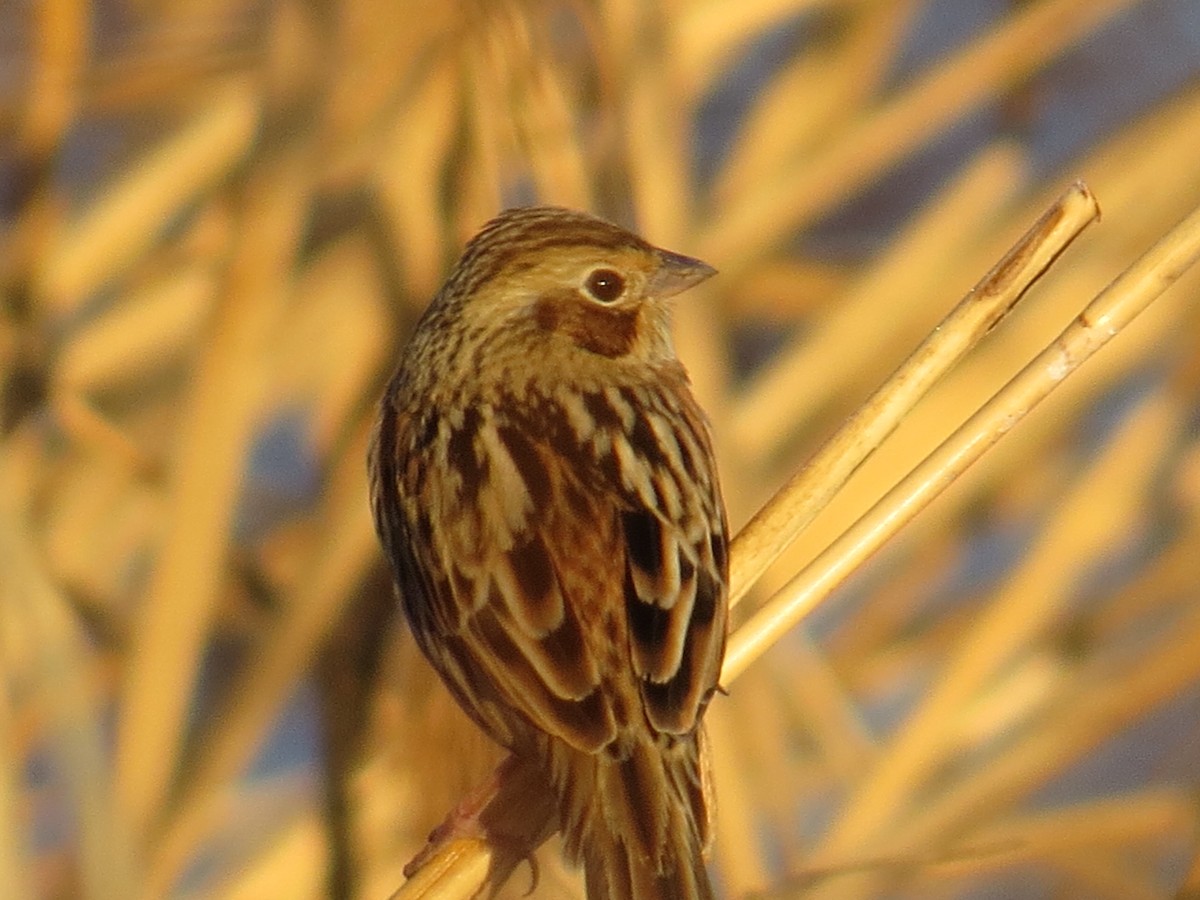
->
372, 377, 728, 754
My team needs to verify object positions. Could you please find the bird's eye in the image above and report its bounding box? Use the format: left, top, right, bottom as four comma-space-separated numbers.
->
584, 268, 626, 304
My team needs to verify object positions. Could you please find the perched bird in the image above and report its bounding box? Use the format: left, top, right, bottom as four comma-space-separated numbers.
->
369, 206, 729, 899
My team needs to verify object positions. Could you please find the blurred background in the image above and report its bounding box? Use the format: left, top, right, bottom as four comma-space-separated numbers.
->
3, 1, 1200, 898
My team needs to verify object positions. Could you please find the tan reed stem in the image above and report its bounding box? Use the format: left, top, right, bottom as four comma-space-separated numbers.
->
722, 198, 1200, 683
727, 182, 1100, 611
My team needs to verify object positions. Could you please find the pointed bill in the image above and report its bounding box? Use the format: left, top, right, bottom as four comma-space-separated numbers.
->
647, 249, 717, 299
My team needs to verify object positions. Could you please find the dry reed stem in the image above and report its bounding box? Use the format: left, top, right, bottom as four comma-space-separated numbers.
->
373, 54, 460, 303
859, 594, 1200, 899
724, 198, 1200, 687
40, 447, 159, 620
1179, 850, 1200, 900
766, 790, 1192, 898
781, 262, 1200, 602
0, 450, 136, 899
145, 432, 379, 896
1089, 513, 1200, 643
273, 237, 391, 450
623, 19, 693, 246
729, 255, 849, 317
746, 82, 1200, 576
201, 816, 328, 900
519, 52, 594, 212
53, 265, 213, 394
318, 2, 435, 179
710, 635, 876, 897
387, 837, 493, 900
463, 30, 509, 223
613, 4, 735, 433
748, 82, 1200, 587
115, 139, 317, 847
731, 143, 1025, 467
32, 80, 259, 315
700, 0, 1138, 269
704, 699, 774, 895
48, 392, 152, 476
726, 181, 1099, 611
948, 789, 1194, 860
800, 390, 1180, 895
712, 2, 916, 205
1054, 860, 1161, 900
678, 0, 846, 95
24, 0, 88, 145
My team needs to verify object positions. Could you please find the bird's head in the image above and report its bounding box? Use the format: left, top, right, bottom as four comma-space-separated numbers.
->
438, 206, 715, 365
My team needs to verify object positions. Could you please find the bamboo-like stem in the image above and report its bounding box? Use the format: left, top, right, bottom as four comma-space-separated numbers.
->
812, 586, 1200, 900
765, 790, 1192, 895
385, 838, 493, 900
797, 388, 1180, 900
727, 181, 1099, 611
113, 139, 314, 850
700, 0, 1139, 269
53, 265, 214, 395
711, 2, 917, 208
723, 199, 1200, 683
144, 436, 380, 897
677, 0, 843, 94
32, 80, 259, 315
730, 143, 1026, 466
0, 451, 137, 899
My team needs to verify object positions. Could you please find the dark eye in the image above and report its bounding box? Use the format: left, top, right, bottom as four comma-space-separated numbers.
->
584, 268, 626, 304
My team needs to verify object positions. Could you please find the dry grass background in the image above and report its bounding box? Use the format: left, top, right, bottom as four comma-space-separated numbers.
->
3, 1, 1200, 899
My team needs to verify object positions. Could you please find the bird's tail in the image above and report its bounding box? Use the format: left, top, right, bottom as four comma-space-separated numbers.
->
551, 731, 716, 900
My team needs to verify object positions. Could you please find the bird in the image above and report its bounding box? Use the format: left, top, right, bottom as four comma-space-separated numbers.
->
369, 205, 729, 899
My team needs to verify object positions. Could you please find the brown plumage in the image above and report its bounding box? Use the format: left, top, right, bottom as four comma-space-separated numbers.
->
369, 206, 729, 899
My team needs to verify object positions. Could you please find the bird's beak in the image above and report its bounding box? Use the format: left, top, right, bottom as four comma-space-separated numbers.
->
648, 249, 717, 299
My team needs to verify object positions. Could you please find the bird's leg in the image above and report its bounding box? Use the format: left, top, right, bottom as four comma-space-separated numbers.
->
404, 753, 557, 887
403, 762, 504, 879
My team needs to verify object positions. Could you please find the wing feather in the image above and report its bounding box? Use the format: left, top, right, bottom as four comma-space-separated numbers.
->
373, 370, 728, 754
619, 379, 728, 736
